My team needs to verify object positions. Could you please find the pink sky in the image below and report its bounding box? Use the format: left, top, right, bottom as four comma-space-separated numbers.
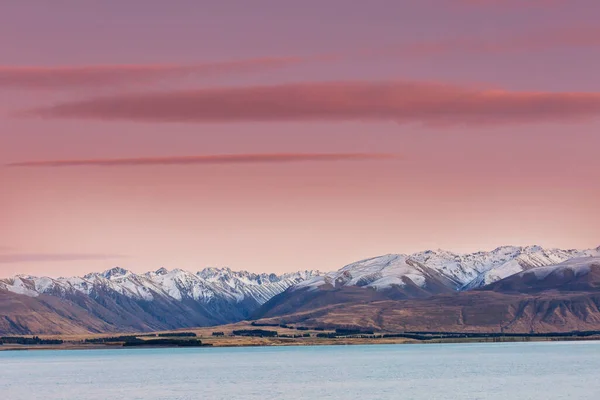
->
1, 0, 599, 277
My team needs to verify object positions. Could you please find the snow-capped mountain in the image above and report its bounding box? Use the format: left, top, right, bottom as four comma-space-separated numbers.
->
0, 267, 321, 334
293, 245, 600, 293
0, 266, 318, 304
2, 245, 599, 335
3, 245, 596, 305
484, 256, 600, 293
257, 255, 600, 334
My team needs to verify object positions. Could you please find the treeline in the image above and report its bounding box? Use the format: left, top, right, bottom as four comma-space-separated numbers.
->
316, 333, 337, 338
123, 338, 206, 347
316, 333, 378, 339
381, 333, 437, 340
315, 328, 375, 338
396, 330, 600, 339
335, 328, 374, 335
84, 335, 207, 347
0, 336, 63, 345
85, 335, 140, 344
83, 332, 196, 344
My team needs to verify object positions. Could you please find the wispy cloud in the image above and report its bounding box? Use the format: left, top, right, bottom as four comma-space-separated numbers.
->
5, 153, 396, 168
0, 253, 125, 264
2, 24, 597, 91
0, 55, 327, 89
22, 81, 600, 127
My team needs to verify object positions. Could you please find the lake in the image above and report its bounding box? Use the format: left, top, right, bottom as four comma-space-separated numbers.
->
1, 342, 599, 399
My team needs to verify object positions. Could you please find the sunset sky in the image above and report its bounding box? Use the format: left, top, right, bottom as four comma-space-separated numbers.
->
1, 0, 599, 277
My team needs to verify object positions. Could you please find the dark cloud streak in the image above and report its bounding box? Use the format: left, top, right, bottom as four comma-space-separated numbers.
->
5, 153, 397, 168
22, 81, 600, 126
0, 56, 326, 89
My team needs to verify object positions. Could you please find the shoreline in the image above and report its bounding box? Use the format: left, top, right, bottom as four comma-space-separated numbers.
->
2, 334, 599, 352
4, 322, 600, 352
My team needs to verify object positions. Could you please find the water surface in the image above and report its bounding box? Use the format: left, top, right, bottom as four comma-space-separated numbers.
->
1, 342, 599, 399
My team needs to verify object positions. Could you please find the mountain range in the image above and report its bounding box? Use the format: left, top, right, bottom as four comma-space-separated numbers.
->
255, 256, 600, 334
1, 245, 599, 335
0, 267, 318, 334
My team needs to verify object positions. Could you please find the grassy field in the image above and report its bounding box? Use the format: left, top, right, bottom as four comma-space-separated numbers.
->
2, 321, 600, 351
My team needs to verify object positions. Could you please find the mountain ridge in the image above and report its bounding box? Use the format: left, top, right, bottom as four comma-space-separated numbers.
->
2, 245, 599, 335
2, 266, 320, 302
292, 245, 599, 295
254, 257, 600, 334
0, 267, 321, 334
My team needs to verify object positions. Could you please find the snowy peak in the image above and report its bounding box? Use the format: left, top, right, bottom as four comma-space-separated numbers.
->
462, 246, 600, 290
522, 256, 600, 280
81, 266, 131, 281
293, 245, 600, 294
101, 266, 131, 279
0, 267, 322, 307
0, 276, 40, 297
2, 245, 597, 310
484, 256, 600, 293
295, 254, 435, 293
197, 266, 233, 280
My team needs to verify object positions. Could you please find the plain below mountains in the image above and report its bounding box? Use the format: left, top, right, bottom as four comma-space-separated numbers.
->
1, 245, 599, 335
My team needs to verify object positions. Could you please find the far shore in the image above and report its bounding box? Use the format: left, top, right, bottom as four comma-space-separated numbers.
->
3, 322, 600, 352
3, 336, 600, 352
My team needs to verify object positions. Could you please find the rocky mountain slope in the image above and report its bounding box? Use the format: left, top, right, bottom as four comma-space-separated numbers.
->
254, 246, 599, 320
294, 246, 599, 293
483, 257, 600, 294
254, 257, 600, 334
0, 267, 319, 334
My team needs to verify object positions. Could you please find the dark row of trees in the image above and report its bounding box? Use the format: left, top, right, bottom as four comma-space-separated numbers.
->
157, 332, 196, 337
85, 335, 140, 343
0, 336, 63, 345
279, 333, 311, 338
392, 330, 600, 339
123, 338, 205, 347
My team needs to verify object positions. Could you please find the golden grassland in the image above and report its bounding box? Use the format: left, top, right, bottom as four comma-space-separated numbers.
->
2, 321, 600, 351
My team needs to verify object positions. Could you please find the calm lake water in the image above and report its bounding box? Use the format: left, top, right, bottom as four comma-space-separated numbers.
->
1, 342, 599, 399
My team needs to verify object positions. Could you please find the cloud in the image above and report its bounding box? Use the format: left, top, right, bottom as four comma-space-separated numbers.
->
0, 253, 125, 264
0, 56, 324, 89
23, 81, 600, 126
5, 153, 396, 168
2, 24, 596, 91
